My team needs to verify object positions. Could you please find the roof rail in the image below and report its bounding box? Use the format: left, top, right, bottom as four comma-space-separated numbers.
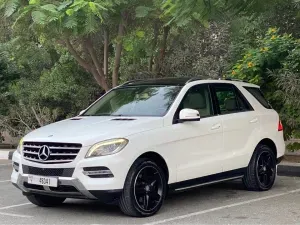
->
185, 77, 203, 84
117, 79, 142, 87
112, 80, 134, 89
224, 78, 249, 83
120, 80, 133, 86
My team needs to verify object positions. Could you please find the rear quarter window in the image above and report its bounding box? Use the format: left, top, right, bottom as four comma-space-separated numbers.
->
244, 86, 272, 109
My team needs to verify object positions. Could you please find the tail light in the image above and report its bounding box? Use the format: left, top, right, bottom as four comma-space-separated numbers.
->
278, 120, 283, 131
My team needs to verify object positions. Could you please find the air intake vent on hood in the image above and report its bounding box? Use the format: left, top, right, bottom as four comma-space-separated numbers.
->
111, 118, 136, 121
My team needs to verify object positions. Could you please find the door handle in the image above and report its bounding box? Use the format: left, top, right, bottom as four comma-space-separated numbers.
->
250, 118, 258, 123
211, 123, 221, 130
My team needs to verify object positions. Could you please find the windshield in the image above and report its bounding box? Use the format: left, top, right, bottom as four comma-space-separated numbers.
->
83, 85, 182, 117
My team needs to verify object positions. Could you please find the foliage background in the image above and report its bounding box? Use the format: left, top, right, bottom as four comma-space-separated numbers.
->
1, 0, 300, 147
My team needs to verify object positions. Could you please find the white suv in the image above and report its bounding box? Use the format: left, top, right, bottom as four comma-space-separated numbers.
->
11, 78, 285, 217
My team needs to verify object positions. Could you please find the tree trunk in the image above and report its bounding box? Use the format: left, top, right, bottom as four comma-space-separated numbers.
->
65, 39, 91, 72
90, 67, 110, 91
154, 26, 170, 74
104, 29, 109, 77
112, 19, 126, 87
149, 22, 159, 72
31, 107, 43, 127
85, 37, 110, 91
65, 38, 110, 92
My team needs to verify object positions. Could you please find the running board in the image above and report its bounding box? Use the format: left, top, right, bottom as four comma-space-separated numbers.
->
169, 168, 246, 192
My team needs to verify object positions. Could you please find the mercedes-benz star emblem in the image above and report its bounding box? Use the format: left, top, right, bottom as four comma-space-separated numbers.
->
38, 145, 51, 161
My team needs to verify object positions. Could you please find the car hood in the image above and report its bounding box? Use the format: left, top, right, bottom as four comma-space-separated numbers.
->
23, 116, 164, 146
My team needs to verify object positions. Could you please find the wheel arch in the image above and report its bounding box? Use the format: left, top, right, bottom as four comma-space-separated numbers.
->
256, 138, 277, 158
134, 151, 169, 183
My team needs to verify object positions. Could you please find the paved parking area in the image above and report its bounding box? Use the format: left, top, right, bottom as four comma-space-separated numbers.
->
1, 160, 300, 224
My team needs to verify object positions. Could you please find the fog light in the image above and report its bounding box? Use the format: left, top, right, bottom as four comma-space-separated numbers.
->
13, 162, 19, 172
83, 167, 114, 178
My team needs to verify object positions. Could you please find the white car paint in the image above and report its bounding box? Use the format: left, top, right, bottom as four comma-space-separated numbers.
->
11, 79, 285, 194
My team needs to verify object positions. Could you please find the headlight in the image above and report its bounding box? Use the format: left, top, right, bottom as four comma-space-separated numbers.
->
86, 138, 128, 158
16, 138, 24, 154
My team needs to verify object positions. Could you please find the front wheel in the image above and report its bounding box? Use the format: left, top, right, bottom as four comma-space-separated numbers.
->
26, 194, 66, 207
119, 159, 167, 217
243, 144, 277, 191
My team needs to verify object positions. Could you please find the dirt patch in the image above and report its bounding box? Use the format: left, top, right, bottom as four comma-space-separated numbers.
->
284, 155, 300, 163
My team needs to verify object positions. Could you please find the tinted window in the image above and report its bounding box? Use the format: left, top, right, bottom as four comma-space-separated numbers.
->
235, 89, 252, 110
83, 86, 182, 117
244, 87, 272, 109
180, 85, 213, 118
214, 84, 250, 114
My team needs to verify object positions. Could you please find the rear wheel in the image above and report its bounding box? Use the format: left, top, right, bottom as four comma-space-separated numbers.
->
119, 159, 167, 217
26, 194, 66, 207
243, 144, 276, 191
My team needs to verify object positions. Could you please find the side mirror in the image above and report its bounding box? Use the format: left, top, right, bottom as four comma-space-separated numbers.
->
79, 110, 85, 116
179, 108, 200, 123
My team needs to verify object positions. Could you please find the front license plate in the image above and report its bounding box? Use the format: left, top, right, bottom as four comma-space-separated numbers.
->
28, 175, 58, 187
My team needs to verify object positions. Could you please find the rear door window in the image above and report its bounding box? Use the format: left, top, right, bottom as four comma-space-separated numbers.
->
212, 84, 252, 115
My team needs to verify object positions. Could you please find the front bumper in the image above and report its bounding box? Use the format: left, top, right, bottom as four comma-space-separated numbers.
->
14, 172, 96, 199
12, 171, 122, 203
11, 149, 129, 203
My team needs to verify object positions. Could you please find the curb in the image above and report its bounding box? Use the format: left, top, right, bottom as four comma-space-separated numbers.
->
0, 150, 14, 160
278, 164, 300, 177
285, 152, 300, 156
8, 151, 14, 160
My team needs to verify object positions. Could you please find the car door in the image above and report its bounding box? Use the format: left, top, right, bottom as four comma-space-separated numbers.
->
169, 84, 224, 182
211, 83, 260, 172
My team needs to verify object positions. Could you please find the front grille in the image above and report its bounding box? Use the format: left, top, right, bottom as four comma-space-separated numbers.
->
22, 165, 74, 177
23, 142, 82, 164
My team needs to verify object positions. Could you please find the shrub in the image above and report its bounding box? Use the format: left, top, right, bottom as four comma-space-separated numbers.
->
230, 28, 300, 138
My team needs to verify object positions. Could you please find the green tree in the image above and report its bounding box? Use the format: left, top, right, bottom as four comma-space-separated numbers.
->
230, 28, 300, 138
230, 28, 296, 83
161, 0, 278, 26
1, 0, 274, 91
0, 15, 100, 137
1, 0, 141, 91
0, 51, 99, 137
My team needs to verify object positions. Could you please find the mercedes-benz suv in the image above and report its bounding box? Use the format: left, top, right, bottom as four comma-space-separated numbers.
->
11, 78, 285, 217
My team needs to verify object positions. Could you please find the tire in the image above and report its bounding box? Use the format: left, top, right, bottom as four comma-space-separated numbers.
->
243, 144, 277, 191
119, 158, 167, 217
26, 194, 66, 207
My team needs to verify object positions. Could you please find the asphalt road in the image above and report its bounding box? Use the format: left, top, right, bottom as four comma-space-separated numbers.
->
1, 160, 300, 224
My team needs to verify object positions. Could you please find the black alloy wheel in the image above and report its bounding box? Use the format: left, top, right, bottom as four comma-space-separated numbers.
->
243, 144, 277, 191
119, 159, 167, 217
256, 150, 276, 189
133, 166, 163, 212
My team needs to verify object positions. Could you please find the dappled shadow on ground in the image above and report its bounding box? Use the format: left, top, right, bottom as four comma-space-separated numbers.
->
58, 200, 122, 216
52, 179, 246, 216
165, 179, 245, 205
